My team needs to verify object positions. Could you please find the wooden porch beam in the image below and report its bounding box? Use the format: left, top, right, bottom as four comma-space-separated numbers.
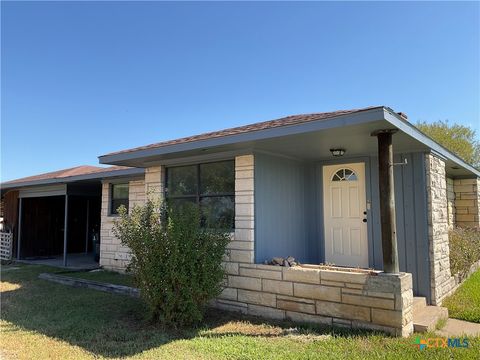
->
372, 129, 399, 273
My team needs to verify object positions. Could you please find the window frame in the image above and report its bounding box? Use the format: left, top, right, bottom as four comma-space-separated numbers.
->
165, 160, 235, 229
110, 182, 129, 216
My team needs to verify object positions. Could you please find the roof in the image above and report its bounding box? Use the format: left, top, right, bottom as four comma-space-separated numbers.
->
104, 106, 381, 157
1, 165, 144, 190
99, 105, 479, 178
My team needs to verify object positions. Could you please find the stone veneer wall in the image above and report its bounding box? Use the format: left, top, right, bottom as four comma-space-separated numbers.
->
212, 265, 413, 337
99, 179, 145, 272
453, 178, 480, 228
144, 166, 165, 202
228, 155, 255, 264
446, 178, 455, 228
425, 154, 455, 305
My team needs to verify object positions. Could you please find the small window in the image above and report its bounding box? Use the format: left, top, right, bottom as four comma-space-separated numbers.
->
111, 183, 129, 215
332, 168, 357, 182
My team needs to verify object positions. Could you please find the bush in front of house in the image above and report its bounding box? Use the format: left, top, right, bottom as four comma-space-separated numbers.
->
113, 200, 230, 327
449, 227, 480, 279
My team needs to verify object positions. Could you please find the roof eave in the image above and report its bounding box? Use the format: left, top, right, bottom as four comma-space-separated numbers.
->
1, 167, 145, 191
99, 107, 387, 166
383, 108, 480, 178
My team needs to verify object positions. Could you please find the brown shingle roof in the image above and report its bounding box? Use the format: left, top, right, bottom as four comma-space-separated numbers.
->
104, 106, 382, 156
2, 165, 132, 185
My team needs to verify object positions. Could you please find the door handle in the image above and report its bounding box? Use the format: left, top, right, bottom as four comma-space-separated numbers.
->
362, 219, 367, 223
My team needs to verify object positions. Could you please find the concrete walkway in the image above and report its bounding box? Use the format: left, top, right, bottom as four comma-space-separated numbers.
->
436, 318, 480, 337
17, 253, 99, 270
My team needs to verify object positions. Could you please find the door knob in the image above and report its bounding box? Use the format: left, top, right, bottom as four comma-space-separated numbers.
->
362, 219, 367, 223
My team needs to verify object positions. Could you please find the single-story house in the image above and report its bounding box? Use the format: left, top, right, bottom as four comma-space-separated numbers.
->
2, 106, 479, 335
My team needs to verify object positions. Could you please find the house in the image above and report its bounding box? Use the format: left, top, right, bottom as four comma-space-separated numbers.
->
2, 106, 479, 335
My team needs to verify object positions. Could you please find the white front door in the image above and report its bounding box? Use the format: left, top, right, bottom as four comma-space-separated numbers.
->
323, 162, 368, 268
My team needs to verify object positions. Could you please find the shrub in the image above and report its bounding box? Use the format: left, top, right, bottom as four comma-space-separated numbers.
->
449, 227, 480, 279
113, 200, 230, 327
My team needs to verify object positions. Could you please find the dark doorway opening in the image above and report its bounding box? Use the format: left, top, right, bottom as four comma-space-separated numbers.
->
20, 196, 64, 258
18, 191, 101, 264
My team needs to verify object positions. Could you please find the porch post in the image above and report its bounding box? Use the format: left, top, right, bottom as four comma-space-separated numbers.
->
372, 129, 399, 273
63, 194, 69, 267
17, 197, 23, 260
84, 199, 90, 254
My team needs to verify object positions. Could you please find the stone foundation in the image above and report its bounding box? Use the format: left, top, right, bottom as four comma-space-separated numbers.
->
212, 264, 413, 337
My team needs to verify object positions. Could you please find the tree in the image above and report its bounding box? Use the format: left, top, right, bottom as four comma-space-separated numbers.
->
416, 120, 480, 169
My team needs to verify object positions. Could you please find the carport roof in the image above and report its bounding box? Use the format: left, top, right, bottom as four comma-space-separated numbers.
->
1, 165, 144, 190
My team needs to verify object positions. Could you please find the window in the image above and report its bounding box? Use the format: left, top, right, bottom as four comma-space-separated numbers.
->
166, 160, 235, 229
110, 183, 129, 215
332, 168, 357, 182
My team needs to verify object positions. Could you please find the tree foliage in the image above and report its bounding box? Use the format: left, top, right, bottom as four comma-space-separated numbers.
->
113, 201, 230, 327
416, 120, 480, 169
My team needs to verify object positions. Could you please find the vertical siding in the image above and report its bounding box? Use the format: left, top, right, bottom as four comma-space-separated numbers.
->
254, 151, 430, 302
369, 152, 430, 301
254, 153, 317, 264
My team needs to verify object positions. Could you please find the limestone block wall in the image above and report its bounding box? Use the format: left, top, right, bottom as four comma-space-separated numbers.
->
453, 178, 480, 228
425, 154, 455, 305
446, 178, 455, 228
144, 166, 165, 203
212, 265, 413, 337
99, 179, 145, 271
228, 155, 255, 264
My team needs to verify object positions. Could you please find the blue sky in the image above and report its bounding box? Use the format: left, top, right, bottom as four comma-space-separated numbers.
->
1, 1, 479, 181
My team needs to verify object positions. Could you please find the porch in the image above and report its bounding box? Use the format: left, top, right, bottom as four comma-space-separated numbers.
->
253, 149, 430, 300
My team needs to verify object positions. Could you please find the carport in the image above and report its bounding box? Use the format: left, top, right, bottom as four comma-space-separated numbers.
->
17, 183, 101, 266
1, 165, 144, 268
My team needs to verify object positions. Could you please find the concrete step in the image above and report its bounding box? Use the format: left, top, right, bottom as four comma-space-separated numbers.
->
413, 305, 449, 333
413, 297, 427, 313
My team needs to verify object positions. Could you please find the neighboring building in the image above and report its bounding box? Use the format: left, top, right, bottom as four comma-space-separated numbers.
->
3, 106, 479, 336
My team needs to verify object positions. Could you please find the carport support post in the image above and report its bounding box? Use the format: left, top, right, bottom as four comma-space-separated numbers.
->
372, 129, 399, 273
84, 199, 89, 254
17, 197, 23, 260
63, 194, 69, 267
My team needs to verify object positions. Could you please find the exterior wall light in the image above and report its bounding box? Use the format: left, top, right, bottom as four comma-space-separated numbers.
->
330, 148, 345, 157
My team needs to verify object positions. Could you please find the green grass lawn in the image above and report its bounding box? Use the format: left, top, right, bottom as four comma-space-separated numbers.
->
1, 264, 479, 359
443, 269, 480, 323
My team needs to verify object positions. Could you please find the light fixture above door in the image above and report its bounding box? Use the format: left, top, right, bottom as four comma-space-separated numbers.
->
330, 148, 346, 157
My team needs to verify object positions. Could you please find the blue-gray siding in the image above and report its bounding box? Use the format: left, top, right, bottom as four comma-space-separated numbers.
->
254, 154, 314, 264
254, 152, 431, 302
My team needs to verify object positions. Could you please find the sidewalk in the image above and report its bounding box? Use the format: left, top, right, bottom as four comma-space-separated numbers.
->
436, 318, 480, 337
